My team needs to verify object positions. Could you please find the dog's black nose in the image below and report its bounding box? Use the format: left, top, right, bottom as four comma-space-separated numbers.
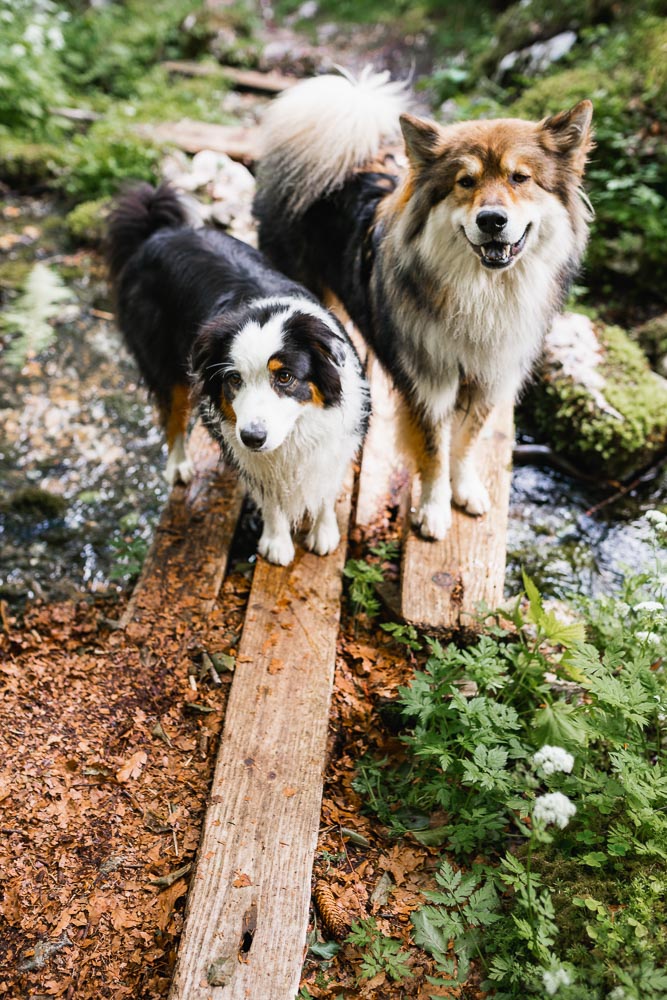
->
477, 209, 508, 235
240, 424, 267, 450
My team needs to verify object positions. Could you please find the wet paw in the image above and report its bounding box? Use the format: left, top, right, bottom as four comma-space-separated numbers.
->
305, 517, 340, 556
165, 454, 194, 486
258, 531, 295, 566
452, 472, 490, 516
413, 501, 451, 540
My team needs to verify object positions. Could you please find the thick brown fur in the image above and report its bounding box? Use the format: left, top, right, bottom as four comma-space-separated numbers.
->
254, 72, 593, 538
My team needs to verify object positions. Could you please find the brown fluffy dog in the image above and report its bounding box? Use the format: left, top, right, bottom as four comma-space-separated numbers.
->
254, 70, 593, 538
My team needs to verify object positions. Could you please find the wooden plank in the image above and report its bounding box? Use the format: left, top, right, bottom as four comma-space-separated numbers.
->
162, 60, 297, 93
169, 479, 352, 1000
137, 121, 258, 164
355, 355, 408, 528
400, 404, 514, 630
121, 423, 244, 630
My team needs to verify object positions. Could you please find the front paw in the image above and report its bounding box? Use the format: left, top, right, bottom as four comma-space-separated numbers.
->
452, 470, 490, 516
305, 516, 340, 556
164, 454, 194, 486
413, 500, 452, 540
258, 531, 295, 566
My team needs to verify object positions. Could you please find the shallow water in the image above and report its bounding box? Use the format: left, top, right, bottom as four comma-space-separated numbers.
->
507, 463, 666, 599
0, 195, 664, 608
0, 196, 167, 605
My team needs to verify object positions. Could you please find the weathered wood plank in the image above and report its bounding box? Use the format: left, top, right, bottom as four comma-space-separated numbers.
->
137, 120, 258, 164
400, 404, 514, 630
355, 355, 408, 528
169, 479, 352, 1000
162, 60, 296, 93
121, 423, 244, 629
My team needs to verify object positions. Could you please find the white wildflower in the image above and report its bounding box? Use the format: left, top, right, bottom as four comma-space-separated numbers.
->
608, 988, 626, 1000
636, 630, 661, 645
533, 745, 574, 776
46, 24, 64, 49
633, 601, 663, 613
645, 510, 667, 526
23, 22, 45, 51
533, 792, 576, 829
10, 42, 27, 56
543, 967, 572, 995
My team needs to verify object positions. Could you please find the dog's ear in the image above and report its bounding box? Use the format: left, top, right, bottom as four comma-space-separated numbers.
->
190, 314, 237, 398
284, 312, 343, 407
400, 114, 442, 169
540, 100, 594, 171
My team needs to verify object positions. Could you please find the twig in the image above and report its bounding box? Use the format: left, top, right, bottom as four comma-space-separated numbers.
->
168, 800, 179, 857
585, 457, 667, 516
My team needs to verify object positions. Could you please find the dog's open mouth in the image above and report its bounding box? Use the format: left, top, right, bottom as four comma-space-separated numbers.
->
466, 225, 531, 270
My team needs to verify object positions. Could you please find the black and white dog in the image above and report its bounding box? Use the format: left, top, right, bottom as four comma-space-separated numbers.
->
107, 183, 369, 565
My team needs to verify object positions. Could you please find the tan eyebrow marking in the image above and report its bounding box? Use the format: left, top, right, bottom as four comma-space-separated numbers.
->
455, 156, 483, 179
268, 358, 283, 372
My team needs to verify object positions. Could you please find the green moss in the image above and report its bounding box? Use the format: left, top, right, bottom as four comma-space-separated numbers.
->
633, 314, 667, 367
529, 854, 667, 979
0, 260, 33, 292
65, 198, 111, 246
56, 122, 164, 202
0, 487, 68, 518
507, 16, 667, 297
510, 66, 631, 120
0, 137, 65, 188
528, 322, 667, 477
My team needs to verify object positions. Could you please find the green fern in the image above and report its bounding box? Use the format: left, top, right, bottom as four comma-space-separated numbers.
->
2, 263, 74, 368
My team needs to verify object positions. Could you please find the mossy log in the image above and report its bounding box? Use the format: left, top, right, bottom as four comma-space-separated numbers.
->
525, 312, 667, 480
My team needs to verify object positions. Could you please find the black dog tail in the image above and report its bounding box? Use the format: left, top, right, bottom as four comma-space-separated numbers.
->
106, 182, 188, 283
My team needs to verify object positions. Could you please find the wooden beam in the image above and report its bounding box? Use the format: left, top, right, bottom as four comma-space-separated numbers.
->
162, 60, 296, 93
355, 355, 408, 528
168, 479, 352, 1000
400, 404, 514, 630
121, 423, 244, 631
136, 120, 258, 164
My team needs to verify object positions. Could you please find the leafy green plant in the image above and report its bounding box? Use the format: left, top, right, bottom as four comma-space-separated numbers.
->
351, 518, 667, 996
346, 917, 412, 983
343, 558, 384, 618
109, 513, 150, 582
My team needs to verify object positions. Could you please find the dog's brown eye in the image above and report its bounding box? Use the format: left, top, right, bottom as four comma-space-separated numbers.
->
225, 371, 242, 387
457, 176, 476, 189
276, 370, 294, 386
511, 172, 530, 185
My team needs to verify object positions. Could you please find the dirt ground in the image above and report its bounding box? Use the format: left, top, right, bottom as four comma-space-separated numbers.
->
0, 496, 461, 1000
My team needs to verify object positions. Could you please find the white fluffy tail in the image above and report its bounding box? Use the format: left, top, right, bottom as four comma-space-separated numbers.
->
257, 67, 410, 217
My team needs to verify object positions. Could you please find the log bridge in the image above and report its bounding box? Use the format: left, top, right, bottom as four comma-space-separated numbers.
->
124, 82, 514, 998
122, 354, 512, 1000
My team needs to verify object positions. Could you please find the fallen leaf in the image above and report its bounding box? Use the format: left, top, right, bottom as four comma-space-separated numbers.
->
115, 751, 147, 783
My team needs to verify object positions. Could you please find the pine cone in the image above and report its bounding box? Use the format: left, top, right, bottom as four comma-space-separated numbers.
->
313, 880, 348, 941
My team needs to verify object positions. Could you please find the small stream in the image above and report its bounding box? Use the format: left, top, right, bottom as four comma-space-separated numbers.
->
0, 195, 167, 605
0, 195, 664, 609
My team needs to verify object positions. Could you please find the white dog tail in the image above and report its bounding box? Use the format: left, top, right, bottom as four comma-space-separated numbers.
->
256, 67, 409, 217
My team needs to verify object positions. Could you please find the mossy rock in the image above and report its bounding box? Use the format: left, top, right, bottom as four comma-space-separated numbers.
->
478, 0, 616, 75
509, 65, 631, 120
525, 312, 667, 479
65, 198, 111, 246
0, 486, 68, 518
633, 313, 667, 373
0, 137, 65, 189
